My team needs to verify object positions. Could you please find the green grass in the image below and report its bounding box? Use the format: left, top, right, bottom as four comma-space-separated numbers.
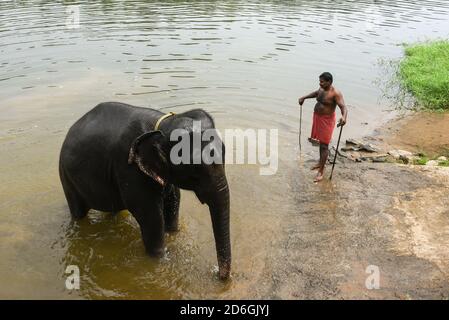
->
414, 156, 428, 165
439, 160, 449, 167
399, 40, 449, 111
412, 155, 449, 166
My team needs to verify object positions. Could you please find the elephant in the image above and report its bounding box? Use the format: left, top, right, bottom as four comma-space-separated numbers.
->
59, 102, 231, 280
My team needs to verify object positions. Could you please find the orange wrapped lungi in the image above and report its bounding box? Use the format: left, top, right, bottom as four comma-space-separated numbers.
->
310, 112, 336, 145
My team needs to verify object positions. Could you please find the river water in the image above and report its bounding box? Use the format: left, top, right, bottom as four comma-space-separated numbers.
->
1, 0, 449, 299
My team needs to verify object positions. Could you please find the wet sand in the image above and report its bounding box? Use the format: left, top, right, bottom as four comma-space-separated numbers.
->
380, 112, 449, 157
262, 163, 449, 299
252, 112, 449, 299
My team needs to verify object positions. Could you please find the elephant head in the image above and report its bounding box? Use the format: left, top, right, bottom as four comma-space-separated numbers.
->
128, 114, 231, 280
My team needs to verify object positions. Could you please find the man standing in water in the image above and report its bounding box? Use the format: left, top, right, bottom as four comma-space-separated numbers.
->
298, 72, 348, 182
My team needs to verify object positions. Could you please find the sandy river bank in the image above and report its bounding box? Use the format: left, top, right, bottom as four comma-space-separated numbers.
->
248, 112, 449, 299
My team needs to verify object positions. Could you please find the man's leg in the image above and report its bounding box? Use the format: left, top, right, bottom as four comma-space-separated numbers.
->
311, 162, 320, 170
315, 143, 329, 182
310, 137, 321, 170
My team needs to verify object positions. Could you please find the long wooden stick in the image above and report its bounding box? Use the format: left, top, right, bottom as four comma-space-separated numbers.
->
299, 104, 303, 157
329, 124, 343, 180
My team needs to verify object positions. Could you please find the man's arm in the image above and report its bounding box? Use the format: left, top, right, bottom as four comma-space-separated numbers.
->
298, 90, 319, 105
335, 91, 348, 126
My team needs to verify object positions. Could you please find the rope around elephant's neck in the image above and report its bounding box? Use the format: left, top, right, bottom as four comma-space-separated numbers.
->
154, 112, 176, 130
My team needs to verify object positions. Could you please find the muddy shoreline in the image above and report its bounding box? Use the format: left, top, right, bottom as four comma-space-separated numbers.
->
379, 112, 449, 158
259, 112, 449, 299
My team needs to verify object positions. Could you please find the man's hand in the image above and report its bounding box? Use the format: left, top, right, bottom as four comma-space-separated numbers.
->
338, 117, 346, 127
299, 90, 319, 105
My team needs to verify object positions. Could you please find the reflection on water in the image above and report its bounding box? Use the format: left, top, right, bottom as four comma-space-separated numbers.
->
1, 0, 449, 299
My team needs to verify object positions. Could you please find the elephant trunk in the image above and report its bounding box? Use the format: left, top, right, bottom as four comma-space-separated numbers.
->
208, 175, 231, 280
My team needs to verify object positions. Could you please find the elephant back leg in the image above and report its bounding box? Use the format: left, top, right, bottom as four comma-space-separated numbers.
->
60, 173, 89, 220
163, 184, 180, 232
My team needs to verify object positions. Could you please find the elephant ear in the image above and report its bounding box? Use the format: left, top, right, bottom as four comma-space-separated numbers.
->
128, 131, 168, 187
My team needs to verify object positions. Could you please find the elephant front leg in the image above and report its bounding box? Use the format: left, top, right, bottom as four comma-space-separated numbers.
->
134, 202, 166, 257
163, 184, 180, 232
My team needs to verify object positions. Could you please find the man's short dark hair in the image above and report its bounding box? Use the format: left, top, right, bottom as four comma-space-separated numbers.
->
319, 72, 333, 83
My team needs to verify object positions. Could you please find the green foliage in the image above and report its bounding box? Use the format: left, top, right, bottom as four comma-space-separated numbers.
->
412, 155, 449, 166
399, 40, 449, 111
414, 156, 428, 165
439, 160, 449, 167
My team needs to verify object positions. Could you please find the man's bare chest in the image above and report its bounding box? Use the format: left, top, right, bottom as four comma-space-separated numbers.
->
317, 90, 336, 105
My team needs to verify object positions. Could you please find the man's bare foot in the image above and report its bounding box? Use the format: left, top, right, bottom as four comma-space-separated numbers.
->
314, 172, 324, 182
311, 163, 320, 170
